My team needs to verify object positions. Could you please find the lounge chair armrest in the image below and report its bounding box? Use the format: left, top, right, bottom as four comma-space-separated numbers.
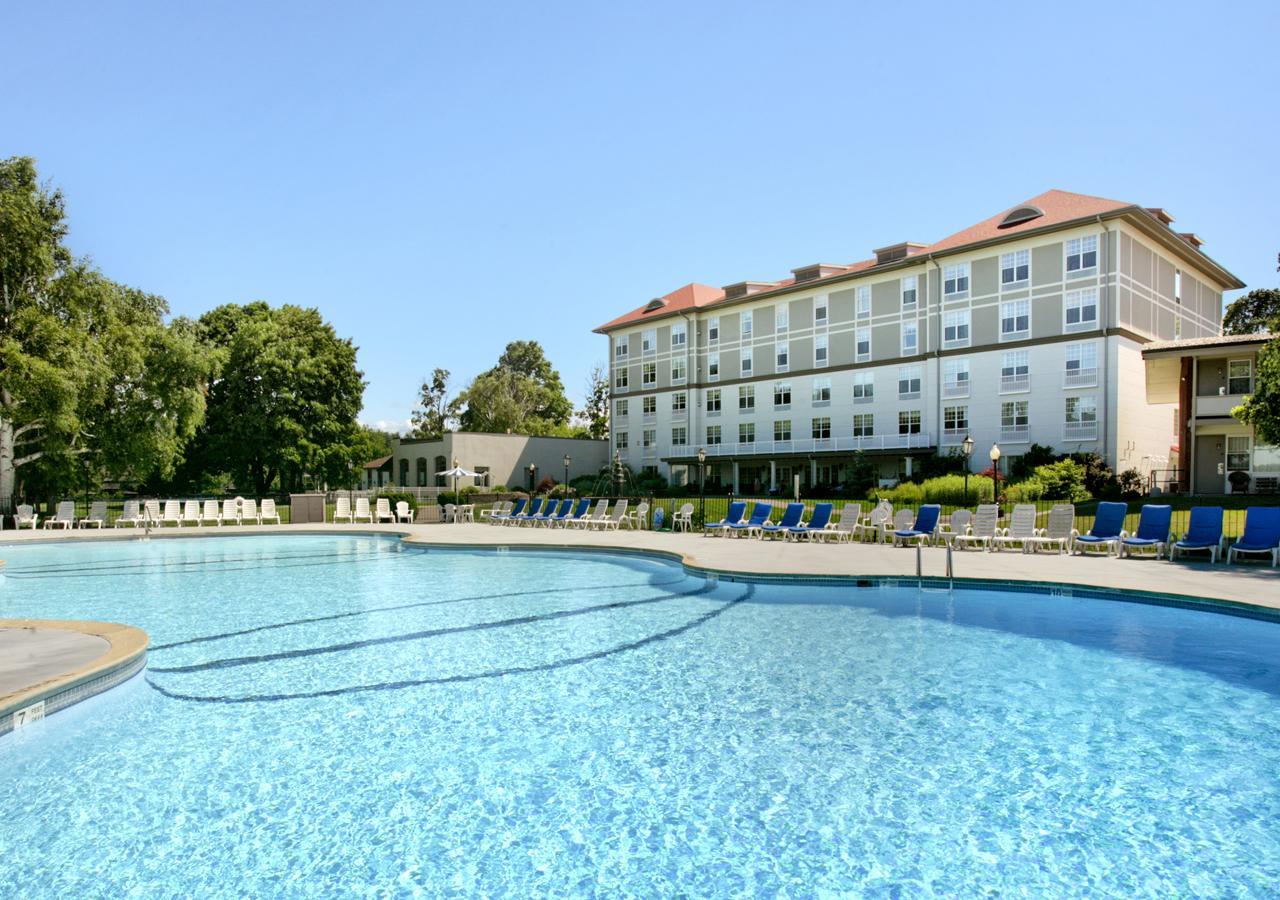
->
1070, 528, 1080, 538
1119, 529, 1130, 539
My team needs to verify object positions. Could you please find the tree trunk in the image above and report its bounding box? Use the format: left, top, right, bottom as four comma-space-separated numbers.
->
0, 418, 14, 512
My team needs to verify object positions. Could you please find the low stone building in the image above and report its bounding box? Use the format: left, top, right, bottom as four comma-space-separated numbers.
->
362, 432, 610, 492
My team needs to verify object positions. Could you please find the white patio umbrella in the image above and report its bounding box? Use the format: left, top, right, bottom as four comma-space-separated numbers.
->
437, 465, 479, 519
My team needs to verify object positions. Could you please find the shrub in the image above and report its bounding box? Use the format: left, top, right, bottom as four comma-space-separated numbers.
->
535, 476, 559, 493
1008, 444, 1057, 480
375, 489, 418, 511
1117, 468, 1145, 499
1004, 478, 1045, 503
436, 486, 480, 505
870, 474, 994, 507
1068, 452, 1116, 497
1032, 460, 1091, 502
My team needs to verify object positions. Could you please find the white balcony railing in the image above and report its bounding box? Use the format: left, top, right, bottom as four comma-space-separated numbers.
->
1000, 426, 1030, 442
666, 433, 935, 458
942, 428, 968, 444
1063, 367, 1097, 389
1000, 374, 1030, 393
943, 381, 970, 399
1064, 422, 1098, 441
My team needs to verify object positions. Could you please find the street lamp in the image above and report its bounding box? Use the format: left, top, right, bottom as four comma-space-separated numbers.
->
989, 443, 1002, 512
452, 456, 459, 506
961, 435, 974, 504
527, 462, 537, 493
562, 453, 571, 498
697, 446, 707, 526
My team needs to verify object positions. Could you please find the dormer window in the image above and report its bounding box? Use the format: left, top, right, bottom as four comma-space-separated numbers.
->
997, 205, 1044, 229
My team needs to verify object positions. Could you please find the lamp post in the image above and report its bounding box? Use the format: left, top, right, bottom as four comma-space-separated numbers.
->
989, 443, 1002, 512
528, 462, 537, 494
962, 434, 974, 504
563, 453, 571, 498
697, 447, 707, 526
452, 456, 459, 507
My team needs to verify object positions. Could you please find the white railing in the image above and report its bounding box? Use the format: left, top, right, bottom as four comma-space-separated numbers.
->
1000, 374, 1030, 393
1064, 367, 1097, 388
942, 381, 969, 399
1064, 422, 1098, 441
942, 428, 968, 444
1000, 426, 1030, 442
667, 433, 935, 458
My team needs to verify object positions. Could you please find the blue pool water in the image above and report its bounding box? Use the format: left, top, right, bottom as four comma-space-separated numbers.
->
2, 534, 1279, 896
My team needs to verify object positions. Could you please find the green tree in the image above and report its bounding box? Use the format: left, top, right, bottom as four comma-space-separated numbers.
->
456, 340, 573, 434
1234, 334, 1280, 445
1222, 287, 1280, 335
410, 367, 455, 439
189, 303, 367, 493
580, 363, 610, 439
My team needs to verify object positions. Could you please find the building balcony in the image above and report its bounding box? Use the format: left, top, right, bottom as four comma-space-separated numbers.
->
1063, 367, 1097, 389
941, 428, 968, 445
942, 381, 970, 399
667, 433, 935, 458
1000, 374, 1030, 394
1064, 422, 1098, 441
1000, 426, 1030, 443
1195, 393, 1248, 418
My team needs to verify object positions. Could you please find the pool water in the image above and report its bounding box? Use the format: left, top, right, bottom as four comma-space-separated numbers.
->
2, 534, 1279, 896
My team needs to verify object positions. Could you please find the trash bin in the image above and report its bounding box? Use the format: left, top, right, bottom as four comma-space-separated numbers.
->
289, 493, 327, 524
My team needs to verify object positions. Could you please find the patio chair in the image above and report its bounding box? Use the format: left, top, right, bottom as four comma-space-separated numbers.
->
570, 499, 608, 528
623, 501, 649, 530
354, 497, 373, 523
893, 505, 941, 547
200, 499, 218, 526
161, 500, 183, 527
241, 499, 261, 525
375, 498, 394, 523
219, 498, 239, 526
1119, 505, 1173, 559
558, 498, 592, 527
938, 508, 971, 547
1073, 501, 1128, 556
480, 500, 510, 521
144, 500, 162, 525
672, 503, 694, 532
1227, 507, 1280, 566
705, 501, 747, 537
790, 502, 835, 541
15, 503, 38, 529
830, 503, 863, 542
261, 499, 282, 524
852, 504, 890, 543
442, 503, 457, 523
510, 498, 543, 526
991, 504, 1038, 552
760, 502, 805, 540
114, 500, 142, 528
1169, 506, 1224, 563
183, 499, 202, 526
333, 496, 353, 524
1027, 505, 1076, 554
594, 498, 629, 530
395, 501, 412, 523
80, 501, 108, 528
492, 498, 524, 524
542, 498, 575, 526
44, 500, 77, 529
728, 502, 773, 538
533, 498, 570, 526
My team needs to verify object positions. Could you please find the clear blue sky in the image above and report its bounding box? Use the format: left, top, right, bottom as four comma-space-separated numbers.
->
7, 1, 1277, 431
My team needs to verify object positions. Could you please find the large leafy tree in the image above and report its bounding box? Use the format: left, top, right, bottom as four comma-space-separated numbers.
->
1233, 331, 1280, 446
409, 367, 455, 439
456, 340, 573, 434
0, 157, 209, 505
189, 302, 367, 493
580, 363, 609, 439
1223, 287, 1280, 335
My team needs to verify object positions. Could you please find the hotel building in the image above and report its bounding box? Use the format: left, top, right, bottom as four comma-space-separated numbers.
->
595, 190, 1245, 492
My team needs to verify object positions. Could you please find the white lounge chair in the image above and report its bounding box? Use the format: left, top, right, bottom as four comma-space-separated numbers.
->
395, 501, 412, 523
80, 501, 108, 528
182, 500, 201, 526
333, 496, 353, 523
593, 498, 628, 530
115, 500, 142, 528
202, 499, 219, 526
828, 503, 862, 542
44, 500, 77, 529
938, 509, 972, 547
572, 499, 609, 528
15, 503, 38, 529
991, 504, 1038, 552
241, 499, 261, 525
260, 499, 281, 524
481, 501, 510, 522
375, 498, 394, 523
144, 499, 161, 525
160, 500, 182, 527
672, 503, 694, 532
1027, 505, 1076, 554
952, 505, 999, 551
622, 501, 649, 530
354, 497, 373, 523
219, 498, 239, 526
852, 504, 890, 543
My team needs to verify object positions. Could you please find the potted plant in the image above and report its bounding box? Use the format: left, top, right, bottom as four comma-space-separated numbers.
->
1228, 470, 1252, 494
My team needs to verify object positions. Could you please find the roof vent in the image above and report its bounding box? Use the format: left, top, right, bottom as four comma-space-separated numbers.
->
721, 281, 773, 300
873, 242, 929, 265
1146, 208, 1176, 226
1179, 232, 1203, 249
790, 264, 849, 284
997, 205, 1045, 229
643, 297, 667, 313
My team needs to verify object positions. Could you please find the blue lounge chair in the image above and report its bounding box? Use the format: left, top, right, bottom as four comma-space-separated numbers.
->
760, 502, 805, 539
1169, 506, 1224, 563
1073, 501, 1128, 555
705, 501, 747, 537
1119, 505, 1172, 558
559, 498, 592, 527
893, 505, 940, 546
728, 502, 773, 538
790, 502, 835, 540
491, 497, 525, 524
1227, 507, 1280, 566
509, 497, 542, 526
536, 498, 572, 526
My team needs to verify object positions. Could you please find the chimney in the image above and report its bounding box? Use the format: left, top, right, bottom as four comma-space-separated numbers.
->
1179, 232, 1204, 249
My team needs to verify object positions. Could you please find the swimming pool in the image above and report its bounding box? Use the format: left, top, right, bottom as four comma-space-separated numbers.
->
2, 534, 1279, 896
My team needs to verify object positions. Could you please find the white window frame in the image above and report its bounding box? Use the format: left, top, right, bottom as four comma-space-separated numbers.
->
670, 322, 687, 348
1001, 400, 1030, 441
901, 276, 917, 310
641, 362, 656, 387
852, 370, 874, 404
706, 425, 721, 446
671, 357, 686, 384
855, 327, 871, 362
1227, 435, 1251, 471
614, 367, 629, 391
857, 285, 872, 318
1000, 249, 1030, 288
774, 419, 792, 442
898, 410, 922, 436
1064, 395, 1098, 440
614, 337, 629, 360
740, 310, 753, 339
814, 297, 829, 327
852, 412, 874, 438
902, 321, 918, 355
1001, 351, 1030, 393
943, 358, 970, 398
641, 329, 656, 354
671, 392, 686, 412
775, 305, 789, 333
1064, 288, 1098, 332
1064, 343, 1098, 388
773, 381, 791, 408
943, 405, 968, 440
1228, 359, 1253, 395
642, 395, 657, 417
740, 347, 753, 376
1065, 235, 1098, 276
705, 389, 721, 413
707, 352, 719, 382
812, 377, 832, 404
814, 334, 829, 367
943, 309, 971, 348
708, 316, 720, 344
943, 262, 970, 299
615, 431, 629, 450
738, 422, 755, 445
898, 365, 922, 401
738, 384, 755, 411
671, 426, 687, 446
776, 341, 789, 372
811, 416, 832, 441
615, 399, 629, 420
1000, 298, 1030, 340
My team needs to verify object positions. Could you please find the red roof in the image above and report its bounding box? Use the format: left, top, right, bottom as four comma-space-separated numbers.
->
595, 282, 724, 332
923, 189, 1131, 253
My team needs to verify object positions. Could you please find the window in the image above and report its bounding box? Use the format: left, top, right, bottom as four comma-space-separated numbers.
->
852, 413, 874, 438
898, 365, 922, 400
1001, 351, 1030, 392
738, 385, 755, 411
1228, 359, 1253, 395
814, 334, 829, 367
614, 338, 629, 360
774, 382, 792, 407
902, 321, 918, 355
898, 411, 921, 435
812, 377, 832, 403
852, 371, 874, 404
1001, 400, 1029, 439
741, 347, 753, 376
671, 357, 686, 383
1066, 235, 1098, 274
740, 310, 752, 338
615, 399, 629, 420
944, 263, 970, 298
814, 298, 829, 326
1064, 396, 1097, 439
856, 328, 871, 362
1000, 249, 1030, 286
738, 422, 755, 444
706, 425, 722, 445
774, 419, 792, 442
943, 309, 970, 347
857, 285, 872, 317
776, 306, 789, 332
1064, 343, 1098, 387
707, 352, 719, 381
642, 362, 656, 386
671, 426, 687, 446
1227, 436, 1251, 471
671, 392, 686, 412
706, 389, 721, 413
614, 367, 629, 390
812, 417, 832, 440
943, 359, 970, 397
901, 276, 917, 309
776, 341, 789, 371
1064, 288, 1098, 330
642, 428, 656, 450
1000, 299, 1030, 339
1175, 269, 1183, 303
642, 329, 656, 354
944, 405, 968, 435
671, 322, 686, 347
708, 317, 720, 343
642, 395, 656, 417
616, 431, 629, 450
